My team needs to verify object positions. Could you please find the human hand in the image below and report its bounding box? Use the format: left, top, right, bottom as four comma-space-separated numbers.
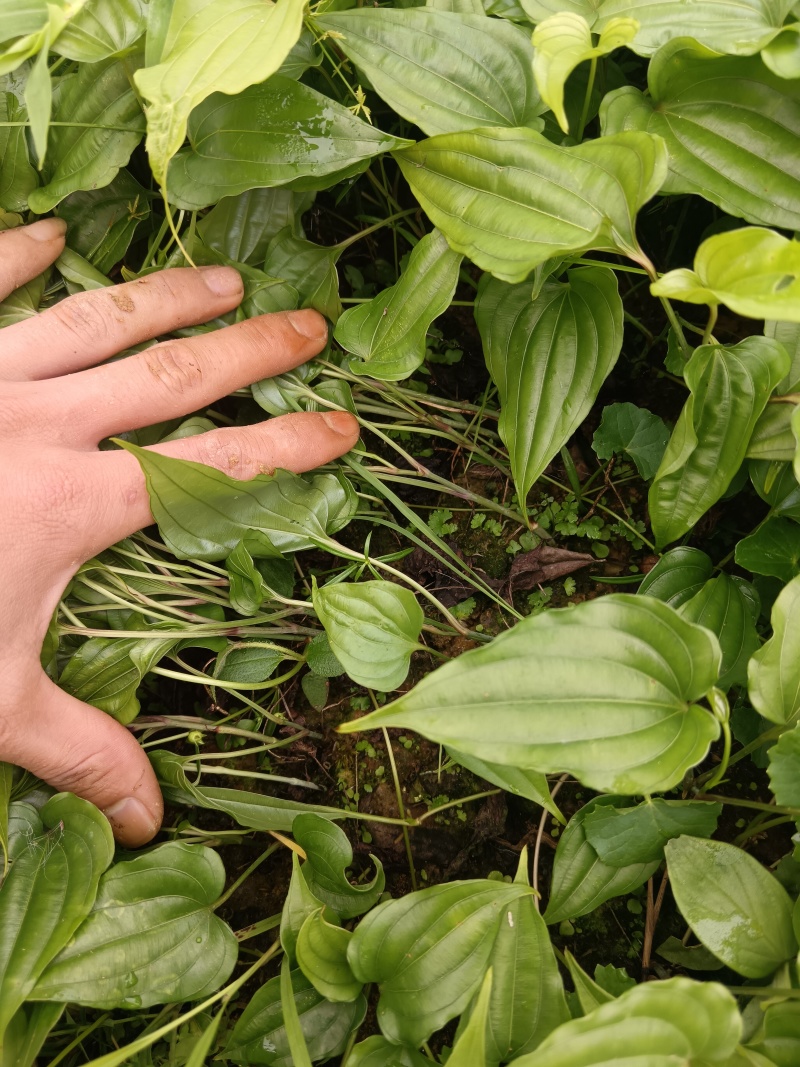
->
0, 218, 359, 847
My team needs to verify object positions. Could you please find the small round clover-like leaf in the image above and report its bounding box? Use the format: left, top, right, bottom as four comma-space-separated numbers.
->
339, 594, 722, 796
312, 579, 424, 691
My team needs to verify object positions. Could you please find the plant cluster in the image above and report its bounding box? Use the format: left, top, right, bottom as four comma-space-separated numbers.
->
3, 0, 800, 1063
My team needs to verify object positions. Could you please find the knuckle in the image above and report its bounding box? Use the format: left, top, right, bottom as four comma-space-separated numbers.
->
141, 341, 203, 396
49, 291, 116, 349
192, 431, 252, 477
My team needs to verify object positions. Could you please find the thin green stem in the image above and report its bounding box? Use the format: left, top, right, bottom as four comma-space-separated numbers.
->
575, 56, 597, 141
334, 209, 417, 251
380, 722, 417, 890
214, 844, 279, 909
702, 304, 718, 346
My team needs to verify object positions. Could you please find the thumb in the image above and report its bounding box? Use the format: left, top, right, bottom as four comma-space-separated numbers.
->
7, 672, 163, 847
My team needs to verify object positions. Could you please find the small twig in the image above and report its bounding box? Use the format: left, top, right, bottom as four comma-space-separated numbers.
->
532, 774, 569, 911
642, 868, 669, 980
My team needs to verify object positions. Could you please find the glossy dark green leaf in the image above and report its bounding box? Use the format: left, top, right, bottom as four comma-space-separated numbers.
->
476, 267, 622, 503
32, 842, 237, 1008
637, 547, 714, 608
666, 835, 797, 978
445, 749, 563, 821
583, 799, 721, 866
225, 968, 366, 1066
293, 813, 385, 921
0, 92, 36, 210
344, 1037, 432, 1067
296, 909, 361, 1002
747, 403, 797, 463
281, 852, 325, 965
750, 575, 800, 725
592, 402, 669, 480
340, 595, 722, 796
512, 977, 741, 1066
736, 517, 800, 583
750, 459, 800, 521
768, 722, 800, 806
336, 229, 462, 380
134, 0, 306, 186
0, 794, 114, 1040
28, 57, 144, 214
57, 170, 149, 275
166, 76, 411, 211
263, 228, 342, 322
678, 574, 760, 690
347, 879, 531, 1046
649, 337, 789, 549
543, 797, 659, 924
396, 130, 667, 283
315, 9, 544, 135
197, 188, 309, 266
117, 441, 357, 560
313, 579, 424, 691
601, 39, 800, 230
53, 0, 147, 62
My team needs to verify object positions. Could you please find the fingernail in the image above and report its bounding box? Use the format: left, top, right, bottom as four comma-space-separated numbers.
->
198, 265, 243, 297
289, 308, 328, 341
104, 796, 160, 846
26, 217, 67, 242
322, 410, 358, 436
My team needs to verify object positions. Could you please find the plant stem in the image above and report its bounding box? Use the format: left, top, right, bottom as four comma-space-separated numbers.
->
214, 844, 279, 909
380, 722, 418, 890
701, 304, 718, 346
575, 56, 597, 141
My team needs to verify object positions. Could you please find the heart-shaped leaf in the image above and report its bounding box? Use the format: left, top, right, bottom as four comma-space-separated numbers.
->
736, 516, 800, 583
339, 594, 722, 796
749, 574, 800, 724
592, 402, 670, 480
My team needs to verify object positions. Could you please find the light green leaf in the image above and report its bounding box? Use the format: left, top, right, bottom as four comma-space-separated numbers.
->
601, 39, 800, 230
347, 879, 532, 1046
767, 722, 800, 806
296, 909, 361, 1002
638, 547, 714, 608
652, 228, 800, 321
543, 796, 659, 924
117, 441, 357, 560
0, 794, 114, 1041
396, 129, 667, 283
448, 969, 493, 1067
279, 955, 312, 1067
678, 574, 760, 690
512, 977, 741, 1066
292, 813, 385, 920
32, 842, 237, 1007
763, 23, 800, 77
281, 852, 325, 965
746, 998, 800, 1067
747, 403, 797, 463
166, 76, 410, 211
315, 9, 544, 135
264, 228, 342, 322
523, 0, 601, 21
52, 0, 147, 61
666, 836, 797, 978
28, 57, 144, 213
532, 12, 637, 133
0, 264, 46, 326
134, 0, 305, 187
736, 517, 800, 583
336, 229, 462, 381
0, 0, 48, 46
595, 0, 795, 56
583, 798, 721, 866
0, 92, 37, 210
225, 968, 366, 1066
750, 574, 800, 725
766, 319, 800, 394
344, 1037, 432, 1067
312, 579, 424, 691
592, 402, 670, 481
562, 951, 615, 1015
476, 267, 623, 503
649, 337, 789, 549
445, 748, 564, 822
339, 594, 722, 797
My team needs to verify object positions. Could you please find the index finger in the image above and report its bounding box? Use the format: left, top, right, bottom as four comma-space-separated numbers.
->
0, 218, 67, 301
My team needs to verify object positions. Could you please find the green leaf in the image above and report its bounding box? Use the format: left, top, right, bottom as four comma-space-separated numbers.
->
0, 794, 114, 1041
0, 0, 48, 46
666, 836, 797, 979
768, 722, 800, 807
347, 879, 532, 1046
656, 935, 724, 971
649, 337, 789, 549
562, 951, 615, 1015
476, 267, 623, 503
312, 579, 424, 691
750, 459, 800, 521
281, 852, 325, 965
766, 319, 800, 394
637, 547, 714, 608
652, 228, 800, 321
296, 909, 361, 1002
58, 635, 176, 724
292, 813, 385, 921
197, 188, 309, 266
512, 977, 741, 1066
447, 970, 493, 1067
750, 574, 800, 725
225, 540, 271, 617
344, 1037, 432, 1067
747, 403, 797, 463
397, 129, 667, 282
532, 13, 637, 133
117, 441, 357, 560
336, 229, 462, 381
678, 574, 760, 690
2, 1003, 65, 1067
315, 9, 543, 135
225, 967, 366, 1066
0, 92, 37, 210
339, 594, 722, 796
263, 228, 342, 322
57, 170, 150, 275
134, 0, 305, 187
746, 999, 800, 1067
543, 797, 659, 924
32, 842, 237, 1008
306, 633, 345, 678
592, 401, 669, 481
52, 0, 147, 62
166, 75, 411, 211
214, 643, 285, 684
583, 799, 721, 866
601, 39, 800, 230
736, 517, 800, 583
445, 748, 564, 822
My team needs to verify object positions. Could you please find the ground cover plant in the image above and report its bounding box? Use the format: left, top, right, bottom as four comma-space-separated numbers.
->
3, 0, 800, 1062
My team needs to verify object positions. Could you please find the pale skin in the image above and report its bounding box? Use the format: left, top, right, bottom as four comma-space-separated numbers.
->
0, 217, 360, 848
